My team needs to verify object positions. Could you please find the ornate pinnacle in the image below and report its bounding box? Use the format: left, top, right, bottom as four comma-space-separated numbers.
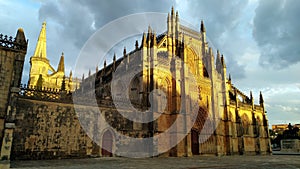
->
259, 91, 264, 105
221, 54, 226, 68
201, 20, 206, 32
135, 40, 139, 50
152, 32, 157, 46
171, 6, 175, 16
123, 47, 126, 56
142, 32, 147, 47
113, 52, 116, 61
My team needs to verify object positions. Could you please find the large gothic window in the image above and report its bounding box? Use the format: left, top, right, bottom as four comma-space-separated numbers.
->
242, 114, 250, 135
129, 77, 140, 104
162, 78, 171, 112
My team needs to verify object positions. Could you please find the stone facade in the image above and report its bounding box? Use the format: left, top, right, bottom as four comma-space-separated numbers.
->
6, 7, 271, 161
0, 29, 27, 168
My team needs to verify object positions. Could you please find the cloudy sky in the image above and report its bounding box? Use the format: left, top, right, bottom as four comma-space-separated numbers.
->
1, 0, 299, 126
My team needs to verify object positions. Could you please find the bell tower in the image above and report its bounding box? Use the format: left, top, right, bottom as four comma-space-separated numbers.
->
28, 22, 55, 87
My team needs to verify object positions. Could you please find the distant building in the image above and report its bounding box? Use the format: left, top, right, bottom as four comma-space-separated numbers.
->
272, 124, 289, 133
28, 22, 80, 91
272, 123, 300, 133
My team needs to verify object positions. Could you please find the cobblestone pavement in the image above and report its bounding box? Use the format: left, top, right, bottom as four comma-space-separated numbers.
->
11, 155, 300, 169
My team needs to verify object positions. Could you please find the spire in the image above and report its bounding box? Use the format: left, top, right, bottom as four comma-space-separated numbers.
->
33, 21, 47, 58
142, 32, 147, 47
217, 50, 221, 59
250, 91, 253, 101
176, 11, 179, 22
152, 32, 157, 47
135, 40, 139, 50
221, 54, 226, 68
201, 20, 206, 32
88, 69, 91, 76
123, 47, 127, 56
259, 91, 264, 105
96, 65, 99, 73
216, 50, 222, 73
171, 6, 175, 16
113, 53, 116, 70
16, 28, 26, 44
57, 52, 65, 72
228, 73, 231, 82
147, 26, 152, 43
167, 13, 171, 35
209, 47, 213, 55
216, 50, 221, 64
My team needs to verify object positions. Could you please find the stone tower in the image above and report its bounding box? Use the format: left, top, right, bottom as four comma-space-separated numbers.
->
28, 22, 78, 91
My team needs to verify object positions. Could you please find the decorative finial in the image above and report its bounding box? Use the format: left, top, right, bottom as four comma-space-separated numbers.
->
171, 6, 175, 16
259, 91, 264, 105
113, 52, 116, 61
176, 11, 179, 22
142, 32, 147, 47
152, 31, 157, 46
135, 40, 139, 50
221, 54, 226, 67
201, 20, 206, 32
123, 47, 127, 56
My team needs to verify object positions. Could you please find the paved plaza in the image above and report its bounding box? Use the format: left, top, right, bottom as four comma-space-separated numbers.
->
11, 155, 300, 169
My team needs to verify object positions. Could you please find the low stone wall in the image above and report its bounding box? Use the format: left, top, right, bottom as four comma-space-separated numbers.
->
281, 139, 300, 152
12, 98, 97, 160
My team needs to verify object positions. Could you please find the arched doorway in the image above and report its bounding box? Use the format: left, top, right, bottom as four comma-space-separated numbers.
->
191, 107, 209, 155
101, 130, 113, 157
191, 129, 200, 155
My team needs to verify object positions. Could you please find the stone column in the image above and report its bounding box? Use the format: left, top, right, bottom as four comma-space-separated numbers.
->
0, 123, 15, 169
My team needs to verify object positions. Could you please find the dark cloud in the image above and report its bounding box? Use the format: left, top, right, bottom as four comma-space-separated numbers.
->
37, 0, 174, 75
38, 0, 251, 79
78, 0, 174, 29
253, 0, 300, 69
180, 0, 249, 79
39, 0, 174, 49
